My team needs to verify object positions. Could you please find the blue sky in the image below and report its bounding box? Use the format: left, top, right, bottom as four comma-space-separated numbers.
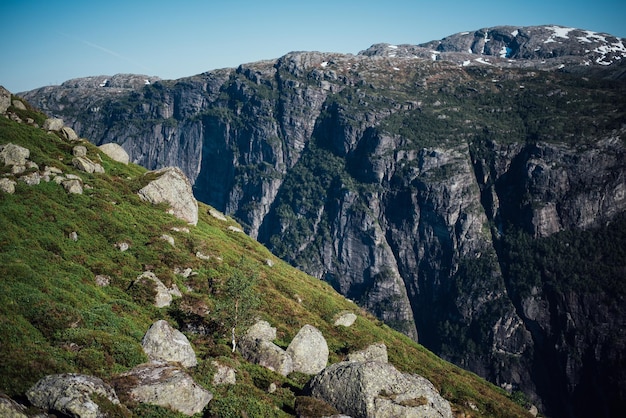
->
1, 0, 624, 93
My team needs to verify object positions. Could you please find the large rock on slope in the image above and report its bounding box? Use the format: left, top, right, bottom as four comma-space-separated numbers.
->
27, 373, 120, 418
99, 142, 130, 164
112, 361, 212, 416
286, 324, 329, 375
138, 166, 198, 225
306, 361, 453, 418
141, 319, 197, 368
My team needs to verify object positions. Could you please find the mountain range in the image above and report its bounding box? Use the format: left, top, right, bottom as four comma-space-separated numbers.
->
18, 24, 626, 417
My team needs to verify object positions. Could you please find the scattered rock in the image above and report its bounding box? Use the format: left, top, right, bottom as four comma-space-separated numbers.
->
265, 259, 274, 267
334, 312, 357, 327
94, 275, 110, 287
141, 319, 197, 368
306, 361, 453, 418
27, 373, 120, 418
69, 231, 78, 241
0, 86, 10, 114
240, 338, 294, 377
212, 361, 236, 385
286, 324, 329, 375
43, 118, 64, 132
62, 178, 83, 194
73, 145, 88, 157
0, 143, 29, 167
134, 272, 178, 308
0, 392, 28, 418
27, 171, 45, 183
98, 143, 130, 165
138, 167, 198, 226
73, 156, 104, 174
112, 361, 211, 416
11, 100, 26, 111
0, 178, 16, 194
160, 234, 175, 247
61, 126, 79, 141
171, 226, 190, 233
209, 207, 227, 221
195, 251, 211, 260
347, 342, 388, 364
115, 241, 130, 252
244, 320, 277, 342
240, 320, 293, 376
227, 225, 243, 233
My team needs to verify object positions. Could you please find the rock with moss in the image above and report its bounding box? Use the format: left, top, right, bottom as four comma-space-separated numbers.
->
141, 319, 197, 368
286, 324, 328, 375
306, 361, 452, 418
112, 361, 212, 416
26, 373, 120, 418
138, 167, 198, 226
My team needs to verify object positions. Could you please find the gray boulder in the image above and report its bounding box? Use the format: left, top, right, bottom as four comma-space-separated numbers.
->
26, 373, 120, 418
240, 320, 293, 376
72, 156, 105, 174
245, 320, 277, 342
306, 361, 453, 418
0, 143, 29, 167
240, 338, 294, 376
286, 324, 328, 375
98, 143, 129, 165
61, 126, 79, 141
0, 178, 16, 194
0, 392, 28, 418
0, 86, 10, 114
138, 167, 198, 226
142, 319, 197, 368
73, 145, 87, 158
334, 311, 357, 327
212, 361, 237, 385
112, 361, 212, 416
133, 271, 177, 308
347, 342, 388, 364
43, 118, 64, 132
62, 178, 84, 194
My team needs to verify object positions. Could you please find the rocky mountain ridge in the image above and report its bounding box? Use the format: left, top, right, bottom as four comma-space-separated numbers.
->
19, 25, 626, 417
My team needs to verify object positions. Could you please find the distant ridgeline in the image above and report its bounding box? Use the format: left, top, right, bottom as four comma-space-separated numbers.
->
20, 24, 626, 417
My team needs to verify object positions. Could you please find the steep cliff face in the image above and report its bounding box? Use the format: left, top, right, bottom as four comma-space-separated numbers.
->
22, 25, 626, 417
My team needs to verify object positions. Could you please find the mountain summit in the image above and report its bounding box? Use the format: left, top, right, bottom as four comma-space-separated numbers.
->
20, 25, 626, 417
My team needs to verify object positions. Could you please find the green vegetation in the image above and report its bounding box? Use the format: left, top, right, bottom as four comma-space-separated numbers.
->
0, 105, 530, 416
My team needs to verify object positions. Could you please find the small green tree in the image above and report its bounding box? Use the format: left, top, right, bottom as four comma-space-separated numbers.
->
215, 257, 261, 352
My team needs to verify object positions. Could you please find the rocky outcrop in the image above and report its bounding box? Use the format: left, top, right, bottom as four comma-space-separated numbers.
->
141, 319, 197, 368
0, 86, 10, 114
26, 374, 120, 418
112, 361, 212, 416
138, 167, 198, 226
306, 361, 453, 418
286, 324, 329, 375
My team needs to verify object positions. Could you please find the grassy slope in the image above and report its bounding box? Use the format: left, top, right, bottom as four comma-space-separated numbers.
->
0, 99, 530, 417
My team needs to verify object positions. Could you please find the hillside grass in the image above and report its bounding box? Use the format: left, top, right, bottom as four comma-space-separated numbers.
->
0, 105, 530, 417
